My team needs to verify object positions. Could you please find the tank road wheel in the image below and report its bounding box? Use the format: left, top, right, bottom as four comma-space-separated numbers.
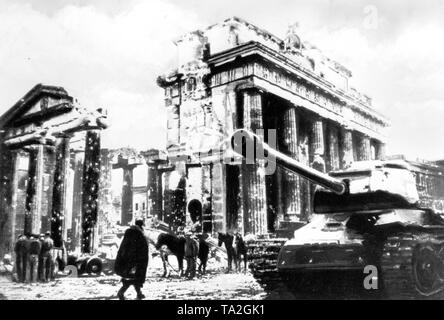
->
412, 244, 444, 297
381, 233, 444, 299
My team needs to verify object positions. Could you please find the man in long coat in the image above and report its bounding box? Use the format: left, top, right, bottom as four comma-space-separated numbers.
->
14, 234, 30, 282
114, 219, 149, 300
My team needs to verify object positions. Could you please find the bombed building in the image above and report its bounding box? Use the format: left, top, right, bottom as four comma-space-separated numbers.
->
0, 84, 108, 257
156, 17, 390, 236
99, 147, 151, 228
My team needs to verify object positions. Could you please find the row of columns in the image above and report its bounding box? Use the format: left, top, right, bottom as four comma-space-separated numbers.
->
7, 130, 102, 253
237, 87, 385, 234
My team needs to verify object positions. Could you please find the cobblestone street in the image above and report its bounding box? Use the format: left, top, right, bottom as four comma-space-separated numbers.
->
0, 256, 266, 300
3, 255, 444, 300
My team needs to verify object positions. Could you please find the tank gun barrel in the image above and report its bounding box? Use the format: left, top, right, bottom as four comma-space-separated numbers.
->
230, 129, 347, 195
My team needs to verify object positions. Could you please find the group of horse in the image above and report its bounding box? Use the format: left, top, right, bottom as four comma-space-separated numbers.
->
153, 231, 248, 277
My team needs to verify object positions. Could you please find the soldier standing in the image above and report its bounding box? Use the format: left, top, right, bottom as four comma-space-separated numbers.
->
14, 234, 30, 283
39, 232, 54, 282
28, 235, 41, 282
184, 231, 199, 280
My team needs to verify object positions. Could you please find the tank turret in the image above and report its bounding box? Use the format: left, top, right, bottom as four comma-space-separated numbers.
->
231, 129, 421, 213
230, 129, 444, 299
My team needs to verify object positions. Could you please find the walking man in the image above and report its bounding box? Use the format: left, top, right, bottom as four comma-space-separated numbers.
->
114, 219, 149, 300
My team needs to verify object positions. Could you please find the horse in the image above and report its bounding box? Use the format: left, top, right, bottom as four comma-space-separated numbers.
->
218, 232, 236, 272
154, 232, 208, 278
233, 233, 248, 272
155, 233, 185, 277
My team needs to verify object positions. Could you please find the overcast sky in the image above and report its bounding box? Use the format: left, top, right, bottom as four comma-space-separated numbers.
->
1, 0, 443, 160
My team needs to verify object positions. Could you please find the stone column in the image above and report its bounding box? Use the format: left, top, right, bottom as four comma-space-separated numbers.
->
9, 151, 21, 253
113, 156, 139, 226
211, 162, 225, 234
305, 117, 325, 221
376, 142, 386, 160
0, 149, 20, 256
311, 117, 325, 172
141, 150, 166, 222
328, 126, 340, 170
71, 149, 84, 252
81, 130, 101, 254
201, 164, 212, 233
282, 106, 300, 220
358, 134, 371, 161
297, 119, 311, 221
147, 162, 162, 220
51, 136, 70, 248
340, 127, 354, 169
24, 144, 44, 235
98, 149, 113, 236
239, 89, 267, 235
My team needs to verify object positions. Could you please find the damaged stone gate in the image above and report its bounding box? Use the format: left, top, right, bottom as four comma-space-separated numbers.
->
0, 84, 108, 258
156, 17, 389, 237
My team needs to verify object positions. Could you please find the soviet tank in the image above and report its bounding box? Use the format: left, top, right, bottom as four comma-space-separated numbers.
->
231, 129, 444, 298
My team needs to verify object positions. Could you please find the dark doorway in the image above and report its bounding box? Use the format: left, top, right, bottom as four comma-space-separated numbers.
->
226, 165, 240, 231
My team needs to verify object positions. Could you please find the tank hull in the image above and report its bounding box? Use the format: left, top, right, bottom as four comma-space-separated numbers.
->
277, 214, 371, 276
230, 130, 444, 298
272, 211, 444, 298
278, 243, 367, 271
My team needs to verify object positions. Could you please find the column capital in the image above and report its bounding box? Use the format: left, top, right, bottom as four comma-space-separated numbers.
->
311, 114, 324, 122
235, 82, 264, 95
311, 119, 324, 152
339, 123, 353, 132
361, 133, 371, 140
9, 148, 28, 157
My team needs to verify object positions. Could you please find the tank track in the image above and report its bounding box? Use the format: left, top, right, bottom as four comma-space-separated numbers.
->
247, 230, 444, 299
246, 239, 286, 290
381, 228, 444, 299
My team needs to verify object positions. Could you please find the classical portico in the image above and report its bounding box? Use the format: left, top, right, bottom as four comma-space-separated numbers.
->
0, 84, 108, 256
157, 17, 390, 237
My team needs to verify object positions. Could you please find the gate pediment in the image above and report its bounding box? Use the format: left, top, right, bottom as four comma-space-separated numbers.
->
0, 84, 108, 148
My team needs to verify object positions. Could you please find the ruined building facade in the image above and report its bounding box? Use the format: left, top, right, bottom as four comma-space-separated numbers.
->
99, 147, 148, 228
0, 85, 108, 257
156, 17, 389, 236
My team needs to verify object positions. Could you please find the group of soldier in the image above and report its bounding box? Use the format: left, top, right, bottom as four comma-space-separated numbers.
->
179, 218, 207, 280
14, 231, 55, 283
